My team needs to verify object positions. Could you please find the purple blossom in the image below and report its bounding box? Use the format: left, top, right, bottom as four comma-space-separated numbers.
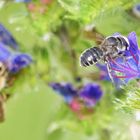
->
0, 24, 18, 50
49, 82, 103, 119
0, 42, 32, 73
49, 82, 103, 107
108, 32, 140, 85
49, 83, 78, 103
0, 42, 11, 61
0, 24, 32, 73
80, 83, 103, 107
9, 54, 32, 73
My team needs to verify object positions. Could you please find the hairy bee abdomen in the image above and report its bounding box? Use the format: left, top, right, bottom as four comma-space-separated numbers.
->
80, 47, 103, 67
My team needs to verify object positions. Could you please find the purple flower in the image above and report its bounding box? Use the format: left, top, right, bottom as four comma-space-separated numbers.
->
0, 24, 32, 73
49, 83, 103, 119
49, 82, 103, 107
49, 82, 103, 119
0, 42, 11, 61
80, 84, 103, 107
49, 83, 78, 103
9, 54, 32, 73
0, 24, 18, 50
0, 42, 32, 73
108, 32, 140, 85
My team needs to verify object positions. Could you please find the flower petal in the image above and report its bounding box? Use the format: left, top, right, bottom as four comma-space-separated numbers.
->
49, 82, 78, 103
0, 24, 18, 50
0, 42, 12, 62
80, 83, 103, 106
9, 53, 32, 73
109, 56, 140, 85
128, 32, 139, 51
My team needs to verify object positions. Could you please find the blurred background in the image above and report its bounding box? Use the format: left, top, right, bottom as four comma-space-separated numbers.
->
0, 0, 140, 140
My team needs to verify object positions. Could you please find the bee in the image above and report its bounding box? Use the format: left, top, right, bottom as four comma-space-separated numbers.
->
80, 35, 130, 83
80, 35, 129, 67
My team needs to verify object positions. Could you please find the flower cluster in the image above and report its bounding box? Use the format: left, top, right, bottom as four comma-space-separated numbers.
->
0, 23, 32, 120
49, 82, 103, 119
99, 32, 140, 87
0, 23, 32, 73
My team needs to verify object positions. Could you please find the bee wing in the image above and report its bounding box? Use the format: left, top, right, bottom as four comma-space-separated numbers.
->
84, 28, 105, 45
93, 33, 105, 44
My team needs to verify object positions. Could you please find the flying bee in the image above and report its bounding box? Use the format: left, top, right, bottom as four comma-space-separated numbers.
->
80, 35, 130, 83
80, 35, 129, 67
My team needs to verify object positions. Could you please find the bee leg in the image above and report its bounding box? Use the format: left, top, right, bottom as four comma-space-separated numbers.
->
103, 56, 115, 84
106, 62, 115, 84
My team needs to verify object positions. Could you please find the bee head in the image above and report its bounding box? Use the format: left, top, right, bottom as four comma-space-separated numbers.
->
105, 36, 118, 46
116, 36, 130, 51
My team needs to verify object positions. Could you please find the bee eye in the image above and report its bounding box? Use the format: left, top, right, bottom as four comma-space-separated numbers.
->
106, 37, 118, 46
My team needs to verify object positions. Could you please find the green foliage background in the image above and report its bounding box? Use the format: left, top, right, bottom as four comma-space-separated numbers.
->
0, 0, 140, 140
